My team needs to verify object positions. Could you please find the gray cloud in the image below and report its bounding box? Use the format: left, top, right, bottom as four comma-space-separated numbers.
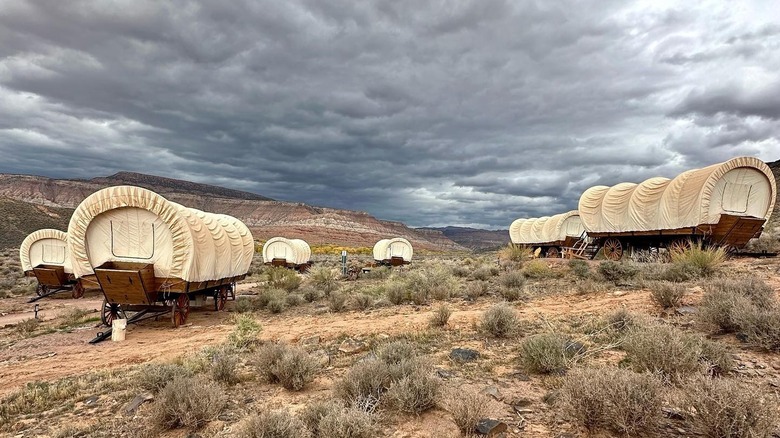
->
1, 0, 779, 228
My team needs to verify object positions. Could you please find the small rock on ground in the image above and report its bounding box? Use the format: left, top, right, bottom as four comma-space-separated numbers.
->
476, 419, 508, 436
450, 347, 480, 362
124, 393, 154, 414
338, 338, 368, 354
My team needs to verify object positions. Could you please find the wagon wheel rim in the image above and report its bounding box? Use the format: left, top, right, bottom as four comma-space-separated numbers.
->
214, 286, 228, 311
546, 247, 560, 259
71, 282, 85, 299
36, 283, 47, 297
101, 300, 123, 327
669, 239, 692, 254
172, 294, 190, 327
603, 238, 623, 261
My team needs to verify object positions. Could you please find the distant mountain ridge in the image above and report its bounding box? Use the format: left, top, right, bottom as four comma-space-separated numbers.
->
0, 172, 466, 252
418, 226, 510, 251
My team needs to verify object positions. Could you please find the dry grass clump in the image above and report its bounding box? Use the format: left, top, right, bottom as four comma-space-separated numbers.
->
683, 378, 778, 438
443, 386, 492, 434
732, 305, 780, 351
228, 314, 263, 350
405, 266, 456, 304
499, 270, 525, 289
623, 325, 734, 382
134, 362, 194, 393
301, 400, 376, 438
648, 281, 686, 308
522, 259, 556, 279
205, 346, 240, 385
15, 317, 40, 337
567, 259, 590, 279
327, 291, 348, 312
429, 304, 452, 327
464, 280, 488, 300
335, 342, 439, 414
351, 293, 374, 310
308, 266, 339, 295
498, 243, 531, 263
470, 264, 498, 281
362, 266, 391, 280
598, 261, 639, 283
384, 279, 408, 305
479, 303, 519, 338
301, 286, 320, 303
669, 243, 726, 278
253, 343, 320, 390
558, 367, 663, 436
152, 376, 227, 429
518, 333, 585, 374
574, 278, 609, 295
236, 409, 311, 438
699, 278, 775, 332
234, 296, 258, 313
0, 379, 80, 427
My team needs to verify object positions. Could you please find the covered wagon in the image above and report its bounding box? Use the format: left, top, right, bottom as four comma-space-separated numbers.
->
578, 156, 776, 260
508, 211, 585, 258
19, 229, 84, 301
373, 238, 413, 265
262, 237, 312, 270
67, 186, 254, 334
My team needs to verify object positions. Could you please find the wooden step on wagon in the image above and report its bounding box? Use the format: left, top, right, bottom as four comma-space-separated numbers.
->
576, 157, 776, 261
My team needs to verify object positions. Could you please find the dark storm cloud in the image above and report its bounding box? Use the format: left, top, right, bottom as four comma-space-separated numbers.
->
1, 0, 779, 228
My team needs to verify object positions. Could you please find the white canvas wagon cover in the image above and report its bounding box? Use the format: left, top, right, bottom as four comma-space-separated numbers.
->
20, 229, 72, 273
262, 237, 311, 265
67, 185, 254, 282
509, 211, 584, 245
373, 238, 413, 262
578, 156, 776, 234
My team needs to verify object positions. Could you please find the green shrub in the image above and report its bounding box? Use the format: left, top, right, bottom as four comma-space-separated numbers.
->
386, 360, 440, 414
732, 305, 780, 351
152, 376, 227, 429
684, 378, 777, 438
598, 261, 638, 283
286, 293, 304, 307
352, 293, 374, 310
568, 259, 590, 279
480, 303, 519, 338
301, 401, 376, 438
384, 280, 408, 305
558, 367, 662, 436
267, 295, 288, 314
498, 243, 531, 263
464, 281, 488, 300
309, 267, 339, 295
443, 387, 491, 434
236, 409, 311, 438
376, 340, 417, 365
699, 278, 775, 332
135, 363, 194, 393
649, 281, 685, 308
470, 265, 495, 281
623, 325, 734, 382
208, 346, 240, 385
362, 266, 391, 280
228, 314, 262, 350
519, 333, 584, 374
15, 318, 40, 337
574, 278, 608, 295
334, 359, 393, 411
301, 286, 320, 303
499, 271, 525, 289
234, 296, 257, 313
328, 291, 348, 312
253, 343, 320, 390
267, 267, 302, 291
257, 288, 287, 309
429, 304, 452, 327
498, 286, 525, 301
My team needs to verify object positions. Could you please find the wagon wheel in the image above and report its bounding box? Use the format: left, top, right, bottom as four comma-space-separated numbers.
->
546, 247, 560, 259
35, 283, 48, 297
603, 238, 623, 261
71, 282, 85, 299
171, 294, 190, 327
669, 239, 692, 254
214, 286, 229, 311
101, 299, 125, 327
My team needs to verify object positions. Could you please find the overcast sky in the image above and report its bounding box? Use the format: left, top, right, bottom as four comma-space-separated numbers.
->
1, 1, 779, 228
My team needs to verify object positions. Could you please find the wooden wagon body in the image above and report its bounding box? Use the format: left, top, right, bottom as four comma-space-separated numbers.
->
66, 186, 254, 337
509, 211, 584, 258
19, 229, 85, 301
574, 157, 776, 260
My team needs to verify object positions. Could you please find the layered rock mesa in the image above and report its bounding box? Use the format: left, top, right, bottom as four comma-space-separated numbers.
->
0, 172, 467, 252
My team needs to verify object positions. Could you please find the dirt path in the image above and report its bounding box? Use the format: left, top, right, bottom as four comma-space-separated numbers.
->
0, 286, 657, 397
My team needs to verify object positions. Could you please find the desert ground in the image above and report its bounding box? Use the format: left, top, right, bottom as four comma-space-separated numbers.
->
1, 248, 779, 438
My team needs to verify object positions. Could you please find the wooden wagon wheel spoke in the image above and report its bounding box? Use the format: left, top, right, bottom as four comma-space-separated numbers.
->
669, 239, 692, 254
172, 294, 190, 327
71, 282, 85, 299
101, 299, 123, 327
603, 238, 623, 261
546, 247, 560, 259
214, 286, 228, 311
